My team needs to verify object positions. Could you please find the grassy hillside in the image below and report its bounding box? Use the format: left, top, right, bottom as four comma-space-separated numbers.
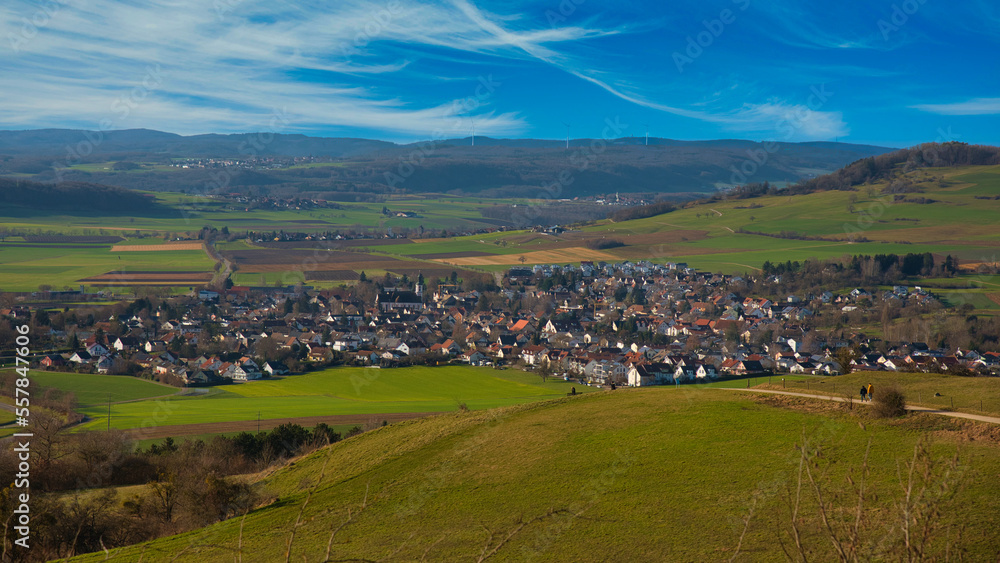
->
74, 387, 1000, 561
381, 164, 1000, 283
24, 371, 176, 406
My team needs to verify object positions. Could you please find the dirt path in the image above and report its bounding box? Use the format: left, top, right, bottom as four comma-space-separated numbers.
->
709, 208, 723, 216
124, 411, 447, 440
205, 239, 232, 287
718, 388, 1000, 424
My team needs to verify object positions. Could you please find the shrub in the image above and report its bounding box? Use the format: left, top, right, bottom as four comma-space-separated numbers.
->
585, 238, 625, 250
871, 384, 907, 418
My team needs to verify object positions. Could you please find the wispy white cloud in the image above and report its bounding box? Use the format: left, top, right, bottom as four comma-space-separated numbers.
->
0, 0, 861, 142
445, 0, 848, 141
0, 0, 580, 136
750, 2, 906, 51
911, 98, 1000, 116
728, 102, 848, 140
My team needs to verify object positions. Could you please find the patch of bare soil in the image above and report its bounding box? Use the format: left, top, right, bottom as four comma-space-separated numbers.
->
750, 393, 847, 415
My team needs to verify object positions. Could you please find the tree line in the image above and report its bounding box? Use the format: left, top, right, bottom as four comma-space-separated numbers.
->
0, 410, 356, 561
0, 177, 173, 215
787, 142, 1000, 195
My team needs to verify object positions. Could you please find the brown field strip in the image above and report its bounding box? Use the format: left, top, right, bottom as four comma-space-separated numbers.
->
240, 261, 406, 273
987, 294, 1000, 307
111, 243, 204, 252
335, 238, 415, 247
433, 246, 620, 266
254, 239, 415, 250
959, 262, 1000, 272
223, 249, 400, 265
304, 270, 361, 281
386, 267, 479, 278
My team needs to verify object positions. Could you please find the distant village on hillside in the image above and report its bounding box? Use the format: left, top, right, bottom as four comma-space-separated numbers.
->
6, 257, 996, 390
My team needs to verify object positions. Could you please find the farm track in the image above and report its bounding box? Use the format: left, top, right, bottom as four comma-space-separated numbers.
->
719, 388, 1000, 424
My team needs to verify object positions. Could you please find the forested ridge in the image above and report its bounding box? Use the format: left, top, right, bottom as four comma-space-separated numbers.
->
0, 177, 171, 215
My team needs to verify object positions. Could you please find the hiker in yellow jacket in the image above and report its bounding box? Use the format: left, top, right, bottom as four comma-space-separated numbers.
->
867, 383, 874, 402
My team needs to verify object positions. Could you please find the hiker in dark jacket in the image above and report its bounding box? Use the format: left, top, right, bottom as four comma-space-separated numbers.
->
860, 386, 867, 402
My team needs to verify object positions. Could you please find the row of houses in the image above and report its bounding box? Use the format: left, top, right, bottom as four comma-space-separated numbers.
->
24, 258, 995, 389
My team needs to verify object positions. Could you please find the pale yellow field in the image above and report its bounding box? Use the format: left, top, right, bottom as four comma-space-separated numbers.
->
959, 261, 1000, 271
432, 247, 619, 266
110, 243, 205, 252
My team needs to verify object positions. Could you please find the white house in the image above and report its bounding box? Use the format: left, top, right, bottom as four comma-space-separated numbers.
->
626, 363, 673, 387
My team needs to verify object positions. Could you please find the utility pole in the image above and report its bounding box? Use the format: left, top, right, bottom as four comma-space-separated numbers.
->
107, 393, 112, 431
257, 411, 261, 434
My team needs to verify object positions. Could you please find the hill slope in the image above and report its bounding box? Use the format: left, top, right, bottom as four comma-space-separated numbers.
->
77, 388, 1000, 561
375, 161, 1000, 280
0, 177, 174, 216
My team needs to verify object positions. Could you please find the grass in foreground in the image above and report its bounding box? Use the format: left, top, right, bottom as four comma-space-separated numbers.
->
74, 387, 1000, 561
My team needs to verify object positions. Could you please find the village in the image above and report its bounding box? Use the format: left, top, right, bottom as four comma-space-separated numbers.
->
9, 257, 998, 390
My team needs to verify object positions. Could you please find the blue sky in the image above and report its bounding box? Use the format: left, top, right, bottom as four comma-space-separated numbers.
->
1, 0, 997, 147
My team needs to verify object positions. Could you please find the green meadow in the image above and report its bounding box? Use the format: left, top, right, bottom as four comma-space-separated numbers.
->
24, 370, 177, 406
0, 241, 215, 291
73, 365, 590, 431
76, 387, 1000, 561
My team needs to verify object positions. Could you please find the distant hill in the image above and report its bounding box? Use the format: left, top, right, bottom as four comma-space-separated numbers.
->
0, 128, 894, 197
0, 177, 171, 215
0, 128, 395, 158
787, 142, 1000, 194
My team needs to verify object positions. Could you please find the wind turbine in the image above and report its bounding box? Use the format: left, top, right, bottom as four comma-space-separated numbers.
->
561, 122, 571, 149
471, 120, 475, 147
643, 123, 649, 146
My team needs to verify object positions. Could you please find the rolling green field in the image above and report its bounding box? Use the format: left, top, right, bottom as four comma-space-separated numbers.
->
22, 370, 177, 406
73, 366, 590, 431
0, 239, 215, 291
372, 165, 1000, 272
74, 387, 1000, 561
4, 164, 999, 295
